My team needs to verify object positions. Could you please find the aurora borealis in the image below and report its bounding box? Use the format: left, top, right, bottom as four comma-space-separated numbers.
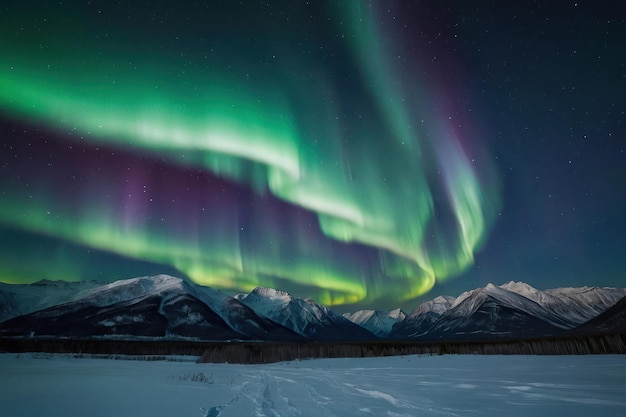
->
1, 1, 624, 310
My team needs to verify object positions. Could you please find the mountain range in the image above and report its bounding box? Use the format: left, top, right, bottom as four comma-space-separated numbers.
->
388, 282, 626, 340
0, 275, 625, 342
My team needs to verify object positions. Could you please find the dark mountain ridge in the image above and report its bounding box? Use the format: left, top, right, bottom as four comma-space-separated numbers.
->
1, 276, 624, 342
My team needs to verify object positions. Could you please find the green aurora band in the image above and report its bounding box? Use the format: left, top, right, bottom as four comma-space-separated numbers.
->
0, 2, 499, 306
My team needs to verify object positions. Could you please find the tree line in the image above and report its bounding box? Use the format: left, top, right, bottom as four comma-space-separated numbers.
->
1, 333, 624, 364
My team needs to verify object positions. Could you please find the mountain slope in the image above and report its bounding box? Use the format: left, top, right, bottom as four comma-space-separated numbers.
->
0, 293, 246, 340
2, 277, 625, 342
390, 296, 455, 338
343, 308, 406, 338
573, 296, 626, 335
499, 281, 626, 327
237, 287, 376, 341
389, 283, 624, 340
0, 280, 101, 323
424, 294, 563, 340
0, 276, 304, 341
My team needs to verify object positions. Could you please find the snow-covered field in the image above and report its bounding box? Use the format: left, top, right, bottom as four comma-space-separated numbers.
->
1, 353, 625, 417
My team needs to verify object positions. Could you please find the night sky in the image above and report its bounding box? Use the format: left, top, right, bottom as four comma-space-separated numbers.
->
1, 1, 624, 312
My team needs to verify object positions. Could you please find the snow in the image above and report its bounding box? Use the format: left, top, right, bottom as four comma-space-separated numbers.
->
236, 287, 293, 319
26, 275, 272, 337
237, 286, 366, 339
79, 274, 186, 307
445, 284, 572, 329
412, 295, 456, 316
388, 308, 405, 319
0, 280, 101, 322
1, 353, 625, 417
343, 309, 407, 337
499, 281, 626, 326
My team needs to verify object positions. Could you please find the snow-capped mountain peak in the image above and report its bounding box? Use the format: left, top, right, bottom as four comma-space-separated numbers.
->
388, 308, 405, 320
235, 287, 293, 318
78, 274, 187, 307
238, 287, 375, 341
412, 295, 456, 316
0, 275, 305, 342
392, 281, 626, 340
499, 281, 542, 300
248, 287, 291, 300
343, 308, 407, 337
445, 283, 570, 327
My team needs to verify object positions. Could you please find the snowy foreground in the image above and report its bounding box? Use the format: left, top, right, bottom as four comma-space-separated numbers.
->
1, 353, 625, 417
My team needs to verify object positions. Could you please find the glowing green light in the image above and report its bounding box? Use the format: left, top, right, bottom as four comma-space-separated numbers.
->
0, 2, 499, 306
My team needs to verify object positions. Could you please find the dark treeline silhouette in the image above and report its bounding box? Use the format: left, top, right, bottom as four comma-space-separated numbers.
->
0, 338, 210, 357
1, 334, 624, 363
197, 334, 626, 363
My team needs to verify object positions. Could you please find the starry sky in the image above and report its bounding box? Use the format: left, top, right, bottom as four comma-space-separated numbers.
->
0, 1, 624, 312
